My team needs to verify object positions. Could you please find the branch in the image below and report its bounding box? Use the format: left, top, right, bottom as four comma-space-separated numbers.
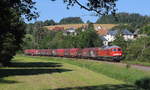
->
74, 0, 103, 15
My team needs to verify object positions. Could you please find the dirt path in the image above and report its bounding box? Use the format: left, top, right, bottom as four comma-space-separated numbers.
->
129, 64, 150, 71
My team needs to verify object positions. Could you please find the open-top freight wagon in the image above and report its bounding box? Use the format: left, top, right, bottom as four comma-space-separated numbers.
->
24, 45, 123, 62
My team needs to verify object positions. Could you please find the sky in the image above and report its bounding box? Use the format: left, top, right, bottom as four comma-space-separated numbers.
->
28, 0, 150, 23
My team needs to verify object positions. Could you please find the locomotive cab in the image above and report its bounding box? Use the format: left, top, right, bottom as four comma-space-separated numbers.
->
111, 46, 123, 61
111, 48, 122, 56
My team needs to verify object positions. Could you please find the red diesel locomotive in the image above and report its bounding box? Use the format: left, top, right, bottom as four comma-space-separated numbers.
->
24, 45, 123, 62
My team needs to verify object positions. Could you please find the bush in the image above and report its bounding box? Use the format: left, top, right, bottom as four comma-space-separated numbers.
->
135, 77, 150, 90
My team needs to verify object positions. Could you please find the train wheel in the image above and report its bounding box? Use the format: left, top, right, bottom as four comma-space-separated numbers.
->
113, 57, 120, 62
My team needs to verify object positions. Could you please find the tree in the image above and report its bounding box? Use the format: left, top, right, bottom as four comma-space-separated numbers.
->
0, 0, 38, 66
96, 13, 150, 32
22, 34, 35, 49
59, 17, 83, 24
44, 19, 56, 26
97, 13, 150, 24
86, 20, 92, 24
126, 37, 150, 62
76, 23, 103, 48
112, 34, 127, 49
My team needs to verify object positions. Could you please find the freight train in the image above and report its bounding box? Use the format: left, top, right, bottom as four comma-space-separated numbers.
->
24, 45, 123, 62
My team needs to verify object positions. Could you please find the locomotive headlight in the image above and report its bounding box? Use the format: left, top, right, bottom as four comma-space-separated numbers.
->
113, 53, 121, 55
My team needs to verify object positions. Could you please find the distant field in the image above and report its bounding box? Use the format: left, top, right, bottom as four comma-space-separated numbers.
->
45, 24, 117, 30
0, 55, 149, 90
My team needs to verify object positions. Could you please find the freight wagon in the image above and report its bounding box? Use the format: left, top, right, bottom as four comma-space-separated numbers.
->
24, 45, 123, 62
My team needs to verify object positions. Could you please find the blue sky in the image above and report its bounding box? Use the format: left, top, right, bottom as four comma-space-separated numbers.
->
29, 0, 150, 23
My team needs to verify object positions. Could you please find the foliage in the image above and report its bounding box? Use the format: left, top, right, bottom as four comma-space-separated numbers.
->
23, 23, 103, 49
111, 24, 138, 33
44, 19, 56, 26
97, 13, 150, 24
22, 34, 35, 49
0, 0, 38, 66
59, 0, 117, 15
140, 25, 150, 35
75, 23, 103, 48
126, 37, 150, 62
97, 13, 150, 32
59, 17, 83, 24
111, 33, 127, 49
135, 77, 150, 90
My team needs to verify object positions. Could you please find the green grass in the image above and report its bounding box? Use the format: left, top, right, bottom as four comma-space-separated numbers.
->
27, 56, 150, 84
0, 55, 149, 90
0, 55, 130, 90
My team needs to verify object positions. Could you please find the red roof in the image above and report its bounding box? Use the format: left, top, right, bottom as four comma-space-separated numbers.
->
97, 28, 108, 36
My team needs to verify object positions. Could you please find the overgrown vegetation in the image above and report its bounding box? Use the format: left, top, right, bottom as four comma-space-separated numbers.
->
23, 23, 103, 49
126, 37, 150, 62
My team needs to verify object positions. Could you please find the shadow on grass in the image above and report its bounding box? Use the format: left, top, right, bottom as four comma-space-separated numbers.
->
9, 62, 62, 67
0, 62, 72, 84
52, 84, 136, 90
0, 79, 18, 84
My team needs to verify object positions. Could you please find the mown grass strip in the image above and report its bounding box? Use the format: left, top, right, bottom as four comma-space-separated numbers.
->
23, 56, 150, 84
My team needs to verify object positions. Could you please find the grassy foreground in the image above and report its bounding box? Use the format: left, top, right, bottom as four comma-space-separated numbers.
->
29, 56, 150, 83
0, 55, 149, 90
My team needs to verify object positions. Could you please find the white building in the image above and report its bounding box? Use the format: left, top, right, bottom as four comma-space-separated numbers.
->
100, 29, 134, 46
63, 28, 77, 36
122, 29, 134, 41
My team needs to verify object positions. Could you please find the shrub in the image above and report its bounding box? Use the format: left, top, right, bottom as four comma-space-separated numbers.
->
135, 77, 150, 90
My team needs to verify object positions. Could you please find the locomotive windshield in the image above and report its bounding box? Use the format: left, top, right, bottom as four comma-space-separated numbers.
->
118, 48, 121, 51
112, 48, 122, 51
112, 49, 117, 51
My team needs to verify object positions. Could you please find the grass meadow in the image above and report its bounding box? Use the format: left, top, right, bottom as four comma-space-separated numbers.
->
0, 55, 149, 90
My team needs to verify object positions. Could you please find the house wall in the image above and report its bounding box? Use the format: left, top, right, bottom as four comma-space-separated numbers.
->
123, 35, 134, 41
104, 35, 115, 42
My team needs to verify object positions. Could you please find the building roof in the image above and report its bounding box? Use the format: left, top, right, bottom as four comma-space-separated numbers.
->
99, 35, 107, 41
64, 28, 76, 33
102, 45, 121, 49
107, 30, 118, 35
97, 28, 108, 36
122, 29, 133, 35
